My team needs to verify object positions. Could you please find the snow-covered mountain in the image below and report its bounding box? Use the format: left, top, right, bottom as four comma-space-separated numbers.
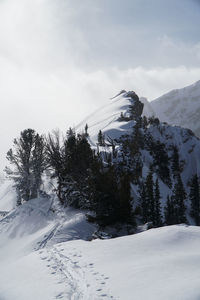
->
76, 89, 200, 226
141, 80, 200, 137
1, 87, 200, 299
77, 89, 200, 180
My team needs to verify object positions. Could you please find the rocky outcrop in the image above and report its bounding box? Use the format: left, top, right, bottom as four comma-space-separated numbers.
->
124, 91, 144, 120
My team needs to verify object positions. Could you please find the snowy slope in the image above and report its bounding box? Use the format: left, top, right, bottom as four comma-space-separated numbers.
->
150, 80, 200, 137
1, 220, 200, 299
0, 179, 16, 212
140, 96, 155, 117
76, 91, 136, 146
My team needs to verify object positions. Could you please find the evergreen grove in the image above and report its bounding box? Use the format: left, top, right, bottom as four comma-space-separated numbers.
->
5, 116, 200, 229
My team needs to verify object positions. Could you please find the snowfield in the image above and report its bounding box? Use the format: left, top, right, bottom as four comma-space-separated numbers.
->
0, 197, 200, 299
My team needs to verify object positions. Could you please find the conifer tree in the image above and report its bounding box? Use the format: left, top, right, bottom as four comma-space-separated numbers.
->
5, 129, 46, 205
172, 174, 187, 224
31, 133, 47, 198
154, 178, 162, 226
152, 140, 171, 186
85, 123, 89, 137
139, 182, 149, 223
189, 174, 200, 225
97, 130, 105, 146
46, 130, 64, 203
118, 173, 133, 224
92, 164, 119, 226
164, 195, 176, 225
142, 116, 148, 129
145, 169, 155, 224
46, 129, 94, 208
171, 145, 180, 178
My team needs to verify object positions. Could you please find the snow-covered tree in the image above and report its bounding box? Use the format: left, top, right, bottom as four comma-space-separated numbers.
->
5, 129, 46, 205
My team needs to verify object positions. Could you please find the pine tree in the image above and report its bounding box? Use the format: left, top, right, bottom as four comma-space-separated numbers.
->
46, 130, 64, 203
172, 174, 187, 224
152, 140, 171, 186
93, 164, 119, 226
139, 182, 149, 223
5, 129, 46, 205
31, 133, 46, 198
47, 129, 95, 208
154, 178, 162, 226
164, 195, 176, 225
145, 169, 155, 224
189, 174, 200, 225
84, 124, 89, 137
118, 173, 133, 224
97, 130, 105, 146
142, 116, 148, 129
171, 145, 180, 178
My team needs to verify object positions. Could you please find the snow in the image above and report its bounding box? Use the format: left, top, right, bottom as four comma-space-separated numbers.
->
150, 80, 200, 137
1, 205, 200, 300
76, 91, 135, 145
0, 196, 200, 299
1, 84, 200, 299
0, 179, 16, 211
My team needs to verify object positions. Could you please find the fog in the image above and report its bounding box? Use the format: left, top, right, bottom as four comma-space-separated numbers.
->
0, 0, 200, 169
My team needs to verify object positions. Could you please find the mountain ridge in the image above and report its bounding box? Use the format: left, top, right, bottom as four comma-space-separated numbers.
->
144, 80, 200, 137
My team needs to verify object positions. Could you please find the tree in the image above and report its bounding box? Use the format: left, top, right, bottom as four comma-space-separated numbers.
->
189, 174, 200, 225
118, 173, 134, 224
46, 129, 94, 208
154, 178, 162, 226
139, 182, 149, 223
145, 169, 155, 224
92, 164, 119, 226
5, 129, 46, 205
152, 140, 171, 186
171, 145, 180, 178
45, 130, 64, 204
171, 174, 187, 224
97, 130, 105, 146
85, 123, 89, 137
164, 195, 176, 225
31, 133, 47, 198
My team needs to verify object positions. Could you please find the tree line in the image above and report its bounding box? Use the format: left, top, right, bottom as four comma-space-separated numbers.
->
5, 117, 200, 229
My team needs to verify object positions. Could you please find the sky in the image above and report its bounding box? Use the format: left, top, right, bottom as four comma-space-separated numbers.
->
0, 0, 200, 169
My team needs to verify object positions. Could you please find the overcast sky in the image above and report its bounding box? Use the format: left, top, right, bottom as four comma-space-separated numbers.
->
0, 0, 200, 169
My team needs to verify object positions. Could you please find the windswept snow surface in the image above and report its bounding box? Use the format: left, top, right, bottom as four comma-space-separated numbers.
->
76, 91, 135, 146
0, 181, 199, 300
0, 199, 200, 300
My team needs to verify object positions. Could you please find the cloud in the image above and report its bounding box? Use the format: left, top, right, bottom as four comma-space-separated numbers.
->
0, 0, 200, 169
158, 35, 200, 65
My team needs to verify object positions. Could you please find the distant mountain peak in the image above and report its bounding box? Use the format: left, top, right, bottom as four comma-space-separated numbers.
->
150, 80, 200, 137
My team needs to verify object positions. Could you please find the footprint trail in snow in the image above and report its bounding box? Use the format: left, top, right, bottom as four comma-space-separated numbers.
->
39, 244, 115, 300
